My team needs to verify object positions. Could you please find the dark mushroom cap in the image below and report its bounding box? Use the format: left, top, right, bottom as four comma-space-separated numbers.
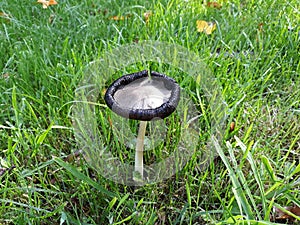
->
104, 70, 180, 121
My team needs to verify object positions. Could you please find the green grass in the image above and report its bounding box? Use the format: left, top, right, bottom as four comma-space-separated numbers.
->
0, 0, 299, 224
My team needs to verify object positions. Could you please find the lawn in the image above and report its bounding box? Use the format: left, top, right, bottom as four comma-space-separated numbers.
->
0, 0, 299, 224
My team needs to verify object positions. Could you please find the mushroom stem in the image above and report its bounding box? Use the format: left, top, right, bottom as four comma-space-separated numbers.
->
135, 120, 147, 179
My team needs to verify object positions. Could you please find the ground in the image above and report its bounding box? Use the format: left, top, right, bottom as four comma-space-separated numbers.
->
0, 0, 299, 224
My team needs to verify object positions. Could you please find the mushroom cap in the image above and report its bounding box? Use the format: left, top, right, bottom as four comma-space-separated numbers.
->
104, 70, 180, 121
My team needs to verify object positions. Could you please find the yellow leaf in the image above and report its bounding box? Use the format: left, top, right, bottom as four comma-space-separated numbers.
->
143, 11, 152, 24
109, 15, 131, 21
207, 2, 222, 9
196, 20, 216, 35
0, 12, 11, 22
37, 0, 57, 9
0, 12, 9, 17
110, 16, 125, 21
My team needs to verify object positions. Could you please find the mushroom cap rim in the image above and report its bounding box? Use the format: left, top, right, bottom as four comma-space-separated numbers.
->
104, 70, 180, 121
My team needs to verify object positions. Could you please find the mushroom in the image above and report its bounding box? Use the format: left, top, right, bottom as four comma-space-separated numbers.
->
104, 70, 180, 180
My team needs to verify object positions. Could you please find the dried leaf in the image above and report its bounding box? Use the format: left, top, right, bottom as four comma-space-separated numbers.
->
110, 16, 125, 21
207, 2, 222, 9
37, 0, 57, 9
109, 15, 131, 21
196, 20, 216, 35
0, 12, 11, 22
108, 115, 112, 127
143, 11, 152, 24
230, 121, 235, 132
49, 0, 58, 6
274, 205, 300, 222
258, 22, 264, 32
0, 12, 9, 17
291, 206, 300, 216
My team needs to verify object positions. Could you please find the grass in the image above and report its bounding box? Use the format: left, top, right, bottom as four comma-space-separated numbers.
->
0, 0, 299, 224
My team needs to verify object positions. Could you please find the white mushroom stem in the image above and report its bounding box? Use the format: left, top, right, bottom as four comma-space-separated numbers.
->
135, 121, 147, 179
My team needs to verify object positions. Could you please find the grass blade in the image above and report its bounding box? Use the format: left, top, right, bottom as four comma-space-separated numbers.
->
212, 136, 254, 219
53, 157, 116, 198
235, 137, 267, 219
261, 155, 277, 182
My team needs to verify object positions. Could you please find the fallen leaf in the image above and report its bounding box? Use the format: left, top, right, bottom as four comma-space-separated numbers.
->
291, 206, 300, 216
196, 20, 216, 35
258, 22, 264, 32
37, 0, 57, 9
0, 12, 11, 22
230, 121, 235, 132
274, 205, 300, 222
110, 16, 125, 21
0, 12, 9, 17
108, 115, 112, 127
109, 15, 131, 21
143, 11, 152, 24
207, 2, 222, 9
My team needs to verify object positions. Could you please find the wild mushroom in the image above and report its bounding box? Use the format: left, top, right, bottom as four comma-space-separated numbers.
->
104, 70, 180, 180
